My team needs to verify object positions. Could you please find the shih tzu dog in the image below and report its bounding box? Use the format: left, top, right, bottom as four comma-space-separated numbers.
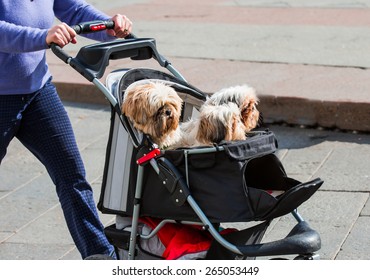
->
205, 84, 260, 132
121, 81, 183, 148
176, 102, 247, 147
173, 84, 260, 148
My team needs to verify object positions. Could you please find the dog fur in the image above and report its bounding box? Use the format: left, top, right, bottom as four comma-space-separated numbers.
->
173, 84, 260, 148
121, 82, 183, 148
176, 102, 246, 147
205, 84, 260, 132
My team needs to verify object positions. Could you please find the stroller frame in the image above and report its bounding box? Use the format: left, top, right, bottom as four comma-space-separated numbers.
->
52, 21, 322, 260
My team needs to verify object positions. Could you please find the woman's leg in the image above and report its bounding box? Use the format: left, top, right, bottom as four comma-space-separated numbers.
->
15, 80, 114, 259
0, 94, 28, 162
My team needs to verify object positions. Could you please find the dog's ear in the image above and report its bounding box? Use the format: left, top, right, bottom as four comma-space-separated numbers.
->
197, 115, 226, 144
229, 114, 247, 141
121, 85, 152, 125
121, 92, 130, 114
241, 99, 260, 130
121, 89, 139, 120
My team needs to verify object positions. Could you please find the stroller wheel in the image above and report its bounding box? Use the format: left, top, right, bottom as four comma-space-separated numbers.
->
84, 254, 115, 260
294, 254, 320, 260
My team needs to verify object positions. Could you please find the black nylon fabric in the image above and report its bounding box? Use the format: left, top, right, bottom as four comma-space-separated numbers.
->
112, 131, 322, 223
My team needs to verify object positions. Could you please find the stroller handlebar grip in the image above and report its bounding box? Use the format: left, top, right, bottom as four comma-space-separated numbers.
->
71, 20, 115, 34
71, 20, 137, 38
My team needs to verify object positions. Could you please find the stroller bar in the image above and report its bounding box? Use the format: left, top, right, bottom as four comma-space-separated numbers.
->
93, 78, 119, 107
166, 63, 188, 82
128, 165, 145, 260
186, 195, 244, 256
72, 38, 167, 81
187, 195, 321, 258
292, 209, 305, 223
53, 36, 186, 84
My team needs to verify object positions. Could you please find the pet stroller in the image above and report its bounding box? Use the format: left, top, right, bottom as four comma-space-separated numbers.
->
52, 21, 323, 260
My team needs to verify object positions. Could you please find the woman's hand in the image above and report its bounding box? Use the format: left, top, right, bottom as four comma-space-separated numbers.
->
46, 22, 77, 47
107, 14, 133, 38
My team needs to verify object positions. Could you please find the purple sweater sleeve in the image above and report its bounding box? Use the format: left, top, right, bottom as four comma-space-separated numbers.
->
0, 21, 49, 53
0, 0, 114, 53
0, 0, 117, 94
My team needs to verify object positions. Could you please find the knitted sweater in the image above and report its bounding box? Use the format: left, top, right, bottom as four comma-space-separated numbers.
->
0, 0, 114, 94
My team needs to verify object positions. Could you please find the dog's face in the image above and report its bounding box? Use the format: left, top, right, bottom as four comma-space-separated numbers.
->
240, 96, 260, 131
206, 85, 260, 132
121, 82, 183, 146
196, 103, 246, 145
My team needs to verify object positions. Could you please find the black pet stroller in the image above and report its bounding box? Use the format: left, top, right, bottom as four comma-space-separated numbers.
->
52, 21, 323, 260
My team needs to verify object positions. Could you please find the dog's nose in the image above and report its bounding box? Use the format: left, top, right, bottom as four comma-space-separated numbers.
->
165, 109, 172, 116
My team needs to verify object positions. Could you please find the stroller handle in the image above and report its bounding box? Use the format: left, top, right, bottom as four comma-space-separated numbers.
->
51, 20, 189, 87
71, 20, 136, 39
72, 20, 115, 34
50, 20, 136, 64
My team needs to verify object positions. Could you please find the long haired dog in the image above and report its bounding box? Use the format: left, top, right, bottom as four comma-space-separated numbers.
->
173, 84, 260, 148
205, 84, 260, 132
121, 82, 183, 148
178, 102, 247, 147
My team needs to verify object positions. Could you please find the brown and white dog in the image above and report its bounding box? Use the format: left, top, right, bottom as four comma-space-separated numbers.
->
121, 82, 183, 148
176, 102, 247, 147
205, 84, 260, 132
174, 84, 260, 148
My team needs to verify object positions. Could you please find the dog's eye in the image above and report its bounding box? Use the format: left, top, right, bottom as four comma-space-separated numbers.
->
154, 106, 172, 118
154, 106, 164, 118
241, 108, 249, 115
246, 105, 256, 113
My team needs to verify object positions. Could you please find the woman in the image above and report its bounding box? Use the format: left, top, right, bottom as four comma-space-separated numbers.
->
0, 0, 132, 259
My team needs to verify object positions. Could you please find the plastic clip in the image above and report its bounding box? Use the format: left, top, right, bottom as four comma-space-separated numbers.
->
136, 148, 161, 165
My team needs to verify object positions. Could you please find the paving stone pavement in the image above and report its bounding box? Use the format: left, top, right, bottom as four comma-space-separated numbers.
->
1, 0, 370, 260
